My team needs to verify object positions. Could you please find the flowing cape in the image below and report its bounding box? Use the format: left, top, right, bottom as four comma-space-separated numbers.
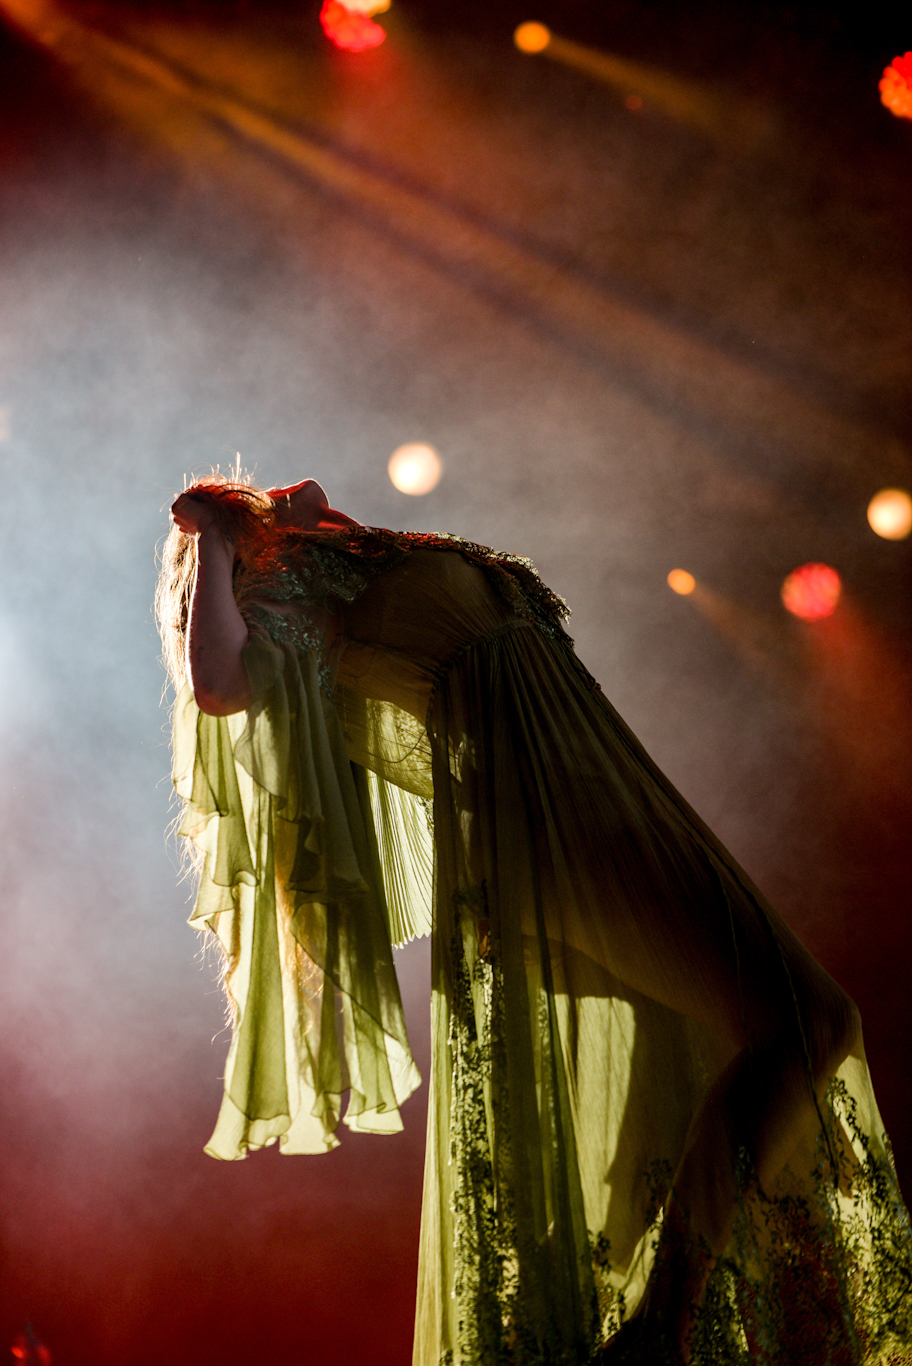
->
172, 526, 912, 1365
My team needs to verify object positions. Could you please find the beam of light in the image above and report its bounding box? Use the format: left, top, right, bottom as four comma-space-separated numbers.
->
867, 487, 912, 541
0, 0, 885, 487
781, 563, 841, 622
388, 443, 442, 494
682, 584, 793, 683
667, 568, 696, 595
797, 600, 912, 811
880, 53, 912, 120
320, 0, 387, 52
512, 21, 768, 146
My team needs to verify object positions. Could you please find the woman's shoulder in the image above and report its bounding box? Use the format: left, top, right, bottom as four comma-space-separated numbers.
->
359, 527, 573, 641
236, 523, 571, 639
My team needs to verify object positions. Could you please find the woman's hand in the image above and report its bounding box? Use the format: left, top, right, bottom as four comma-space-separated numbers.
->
170, 491, 225, 538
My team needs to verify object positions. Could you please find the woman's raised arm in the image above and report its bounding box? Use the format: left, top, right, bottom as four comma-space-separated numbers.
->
171, 492, 253, 716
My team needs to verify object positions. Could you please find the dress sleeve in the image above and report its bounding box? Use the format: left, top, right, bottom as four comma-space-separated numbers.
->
172, 617, 421, 1159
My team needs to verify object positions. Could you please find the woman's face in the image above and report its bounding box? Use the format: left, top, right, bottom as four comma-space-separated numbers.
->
266, 479, 329, 527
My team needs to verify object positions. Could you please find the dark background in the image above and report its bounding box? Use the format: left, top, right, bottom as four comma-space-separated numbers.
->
0, 1, 909, 1361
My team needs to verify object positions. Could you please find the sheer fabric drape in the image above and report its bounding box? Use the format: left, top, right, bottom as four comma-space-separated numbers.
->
173, 528, 912, 1365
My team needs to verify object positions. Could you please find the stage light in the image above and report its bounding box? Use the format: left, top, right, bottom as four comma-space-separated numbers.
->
514, 22, 551, 54
781, 563, 841, 622
867, 487, 912, 541
10, 1329, 51, 1366
667, 568, 695, 595
320, 0, 387, 52
880, 53, 912, 119
388, 443, 442, 495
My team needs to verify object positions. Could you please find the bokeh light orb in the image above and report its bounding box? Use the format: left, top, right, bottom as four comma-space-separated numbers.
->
320, 0, 386, 52
867, 487, 912, 541
667, 568, 695, 595
880, 53, 912, 119
781, 563, 842, 622
514, 22, 551, 54
388, 443, 443, 495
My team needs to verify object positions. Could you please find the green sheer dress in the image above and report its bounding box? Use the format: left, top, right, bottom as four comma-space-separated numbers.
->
172, 526, 912, 1366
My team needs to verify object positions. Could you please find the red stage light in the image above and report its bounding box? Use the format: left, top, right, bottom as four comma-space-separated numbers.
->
320, 0, 386, 52
10, 1329, 52, 1366
781, 563, 842, 622
880, 53, 912, 119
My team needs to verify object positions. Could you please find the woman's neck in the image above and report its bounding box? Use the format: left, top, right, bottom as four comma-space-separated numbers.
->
312, 507, 362, 530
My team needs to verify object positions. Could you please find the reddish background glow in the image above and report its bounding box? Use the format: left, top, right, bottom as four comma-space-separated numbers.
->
0, 3, 910, 1364
781, 563, 842, 622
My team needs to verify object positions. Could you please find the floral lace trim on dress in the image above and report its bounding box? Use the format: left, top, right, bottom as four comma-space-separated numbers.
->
446, 888, 603, 1366
234, 525, 573, 684
445, 910, 912, 1366
240, 602, 339, 694
447, 901, 525, 1366
667, 1081, 912, 1366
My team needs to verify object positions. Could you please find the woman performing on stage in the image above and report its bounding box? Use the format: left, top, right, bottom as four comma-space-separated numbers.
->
157, 473, 912, 1366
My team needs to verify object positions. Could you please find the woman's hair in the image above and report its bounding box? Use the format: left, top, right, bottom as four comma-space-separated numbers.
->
154, 472, 276, 696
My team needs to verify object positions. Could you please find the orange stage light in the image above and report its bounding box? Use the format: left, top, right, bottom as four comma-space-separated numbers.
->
320, 0, 386, 52
781, 563, 841, 622
667, 568, 695, 595
880, 53, 912, 119
867, 487, 912, 541
514, 22, 551, 54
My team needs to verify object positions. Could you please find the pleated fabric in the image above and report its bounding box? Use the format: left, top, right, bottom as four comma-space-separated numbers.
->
172, 623, 422, 1156
173, 526, 912, 1365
